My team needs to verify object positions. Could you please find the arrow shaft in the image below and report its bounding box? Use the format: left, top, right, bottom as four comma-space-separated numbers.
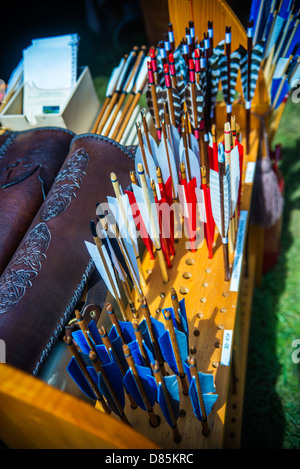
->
123, 345, 159, 427
64, 336, 111, 414
165, 312, 189, 395
152, 363, 181, 442
93, 235, 128, 320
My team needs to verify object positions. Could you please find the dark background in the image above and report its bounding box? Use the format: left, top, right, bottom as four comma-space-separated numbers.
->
0, 0, 251, 82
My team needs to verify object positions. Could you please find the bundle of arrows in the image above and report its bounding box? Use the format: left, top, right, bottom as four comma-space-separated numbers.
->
64, 0, 300, 444
63, 118, 242, 442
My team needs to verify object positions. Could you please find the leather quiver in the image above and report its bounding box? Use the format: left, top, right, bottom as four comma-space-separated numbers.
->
0, 127, 75, 275
0, 133, 135, 375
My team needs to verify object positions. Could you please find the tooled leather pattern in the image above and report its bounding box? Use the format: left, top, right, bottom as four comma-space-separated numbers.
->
0, 147, 89, 315
40, 148, 89, 221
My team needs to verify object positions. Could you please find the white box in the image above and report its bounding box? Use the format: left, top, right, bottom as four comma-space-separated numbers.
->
0, 66, 100, 134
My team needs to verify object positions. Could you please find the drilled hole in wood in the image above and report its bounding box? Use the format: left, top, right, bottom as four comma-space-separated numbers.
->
200, 297, 206, 303
202, 282, 209, 287
146, 269, 152, 274
231, 417, 236, 423
156, 308, 161, 314
217, 324, 224, 330
212, 361, 219, 368
183, 272, 192, 279
205, 268, 211, 273
193, 330, 200, 337
160, 292, 165, 298
220, 307, 227, 313
179, 410, 186, 418
180, 287, 189, 295
197, 312, 204, 318
230, 432, 235, 438
186, 258, 195, 265
214, 341, 221, 348
190, 347, 197, 354
222, 292, 229, 297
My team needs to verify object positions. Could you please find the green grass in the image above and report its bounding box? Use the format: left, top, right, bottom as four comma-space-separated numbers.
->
241, 99, 300, 448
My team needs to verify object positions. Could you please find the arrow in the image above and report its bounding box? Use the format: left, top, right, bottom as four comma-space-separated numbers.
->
158, 309, 189, 395
92, 54, 128, 133
64, 335, 111, 414
87, 221, 129, 320
88, 350, 130, 425
219, 31, 241, 123
146, 60, 162, 140
123, 344, 160, 428
96, 47, 139, 135
184, 356, 218, 436
140, 296, 167, 375
113, 54, 149, 142
239, 21, 265, 153
110, 172, 146, 288
135, 162, 169, 283
98, 325, 138, 409
210, 143, 231, 281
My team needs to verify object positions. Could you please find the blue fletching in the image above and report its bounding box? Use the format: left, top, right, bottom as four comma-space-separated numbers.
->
108, 324, 118, 342
163, 299, 189, 337
119, 320, 136, 343
158, 329, 188, 375
71, 330, 90, 354
136, 317, 166, 366
95, 344, 112, 365
123, 364, 157, 411
179, 298, 189, 336
278, 0, 293, 20
87, 319, 102, 345
184, 365, 217, 394
87, 360, 125, 415
67, 356, 97, 401
99, 361, 125, 411
139, 317, 166, 353
284, 23, 300, 58
189, 377, 219, 421
71, 319, 102, 354
183, 362, 219, 421
271, 77, 289, 109
159, 330, 177, 372
103, 326, 129, 373
139, 319, 153, 352
150, 316, 166, 337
